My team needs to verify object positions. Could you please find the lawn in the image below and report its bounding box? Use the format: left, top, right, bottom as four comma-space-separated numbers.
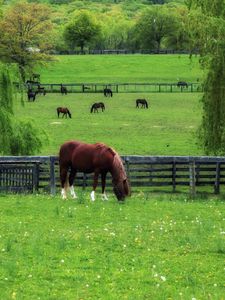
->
37, 54, 203, 84
14, 92, 203, 156
0, 193, 224, 299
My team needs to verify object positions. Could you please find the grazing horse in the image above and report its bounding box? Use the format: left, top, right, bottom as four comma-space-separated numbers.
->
136, 99, 148, 108
60, 85, 68, 95
103, 88, 113, 97
177, 81, 188, 88
59, 141, 131, 201
27, 90, 38, 101
90, 102, 105, 113
57, 107, 72, 118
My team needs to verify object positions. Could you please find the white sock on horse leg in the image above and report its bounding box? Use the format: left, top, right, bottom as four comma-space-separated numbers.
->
70, 186, 77, 199
101, 193, 108, 201
90, 191, 95, 201
61, 188, 67, 200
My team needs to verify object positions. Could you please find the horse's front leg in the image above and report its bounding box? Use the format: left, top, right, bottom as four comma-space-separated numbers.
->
60, 165, 69, 200
91, 170, 100, 201
69, 168, 77, 199
101, 172, 108, 201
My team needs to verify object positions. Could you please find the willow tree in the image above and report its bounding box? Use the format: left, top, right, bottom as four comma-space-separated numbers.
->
0, 67, 44, 155
188, 0, 225, 154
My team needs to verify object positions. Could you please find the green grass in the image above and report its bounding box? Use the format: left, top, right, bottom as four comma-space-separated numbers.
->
38, 54, 203, 84
14, 92, 203, 156
0, 193, 224, 299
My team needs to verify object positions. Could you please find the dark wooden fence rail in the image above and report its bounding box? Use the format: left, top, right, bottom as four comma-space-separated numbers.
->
1, 155, 225, 196
20, 82, 203, 93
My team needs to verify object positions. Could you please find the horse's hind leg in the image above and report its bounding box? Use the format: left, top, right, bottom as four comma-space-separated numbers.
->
69, 168, 77, 199
101, 172, 108, 201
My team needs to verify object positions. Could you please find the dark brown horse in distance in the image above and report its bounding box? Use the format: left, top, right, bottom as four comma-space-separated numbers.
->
59, 141, 130, 201
57, 107, 72, 118
90, 102, 105, 113
136, 99, 148, 108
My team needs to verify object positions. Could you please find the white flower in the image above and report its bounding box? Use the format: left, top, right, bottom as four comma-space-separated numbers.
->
60, 259, 64, 263
160, 276, 166, 281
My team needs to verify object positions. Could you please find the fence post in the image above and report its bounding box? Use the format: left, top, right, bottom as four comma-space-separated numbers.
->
50, 156, 56, 195
125, 157, 130, 180
33, 162, 39, 192
172, 160, 176, 192
214, 162, 221, 194
83, 173, 87, 190
189, 160, 196, 197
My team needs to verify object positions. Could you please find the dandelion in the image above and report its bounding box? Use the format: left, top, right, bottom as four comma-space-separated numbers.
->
86, 284, 89, 288
5, 278, 8, 280
123, 244, 126, 248
28, 274, 32, 278
152, 265, 156, 269
160, 276, 166, 281
61, 259, 65, 263
2, 248, 5, 252
97, 275, 101, 279
214, 283, 217, 287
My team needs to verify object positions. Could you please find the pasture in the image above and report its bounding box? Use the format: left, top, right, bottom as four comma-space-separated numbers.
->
0, 193, 224, 299
14, 92, 203, 156
37, 54, 203, 84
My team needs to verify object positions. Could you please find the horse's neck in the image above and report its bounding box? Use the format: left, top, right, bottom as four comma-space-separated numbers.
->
111, 154, 125, 182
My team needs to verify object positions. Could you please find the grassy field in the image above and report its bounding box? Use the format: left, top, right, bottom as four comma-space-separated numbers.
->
37, 55, 203, 84
14, 92, 203, 156
0, 193, 224, 300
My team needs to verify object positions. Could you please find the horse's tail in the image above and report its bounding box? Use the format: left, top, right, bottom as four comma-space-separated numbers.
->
146, 101, 148, 108
110, 90, 113, 97
90, 105, 94, 113
57, 108, 60, 118
68, 110, 72, 118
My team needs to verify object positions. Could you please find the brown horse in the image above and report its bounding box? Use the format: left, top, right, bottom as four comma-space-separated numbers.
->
59, 141, 130, 201
57, 107, 72, 118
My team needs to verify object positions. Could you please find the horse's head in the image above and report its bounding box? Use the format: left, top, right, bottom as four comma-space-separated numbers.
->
113, 177, 130, 201
111, 152, 131, 201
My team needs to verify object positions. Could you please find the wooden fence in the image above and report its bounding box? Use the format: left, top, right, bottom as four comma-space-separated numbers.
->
23, 82, 203, 94
1, 155, 225, 196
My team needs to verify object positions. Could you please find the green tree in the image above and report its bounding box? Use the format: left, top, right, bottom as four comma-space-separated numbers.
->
0, 2, 53, 82
134, 6, 180, 52
0, 67, 44, 155
187, 0, 225, 154
64, 11, 101, 52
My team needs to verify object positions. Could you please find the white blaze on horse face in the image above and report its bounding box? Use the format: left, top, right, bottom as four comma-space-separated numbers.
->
101, 193, 108, 201
90, 191, 95, 201
70, 186, 77, 199
61, 188, 67, 200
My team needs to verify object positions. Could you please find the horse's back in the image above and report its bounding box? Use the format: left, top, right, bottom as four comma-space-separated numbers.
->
60, 141, 115, 172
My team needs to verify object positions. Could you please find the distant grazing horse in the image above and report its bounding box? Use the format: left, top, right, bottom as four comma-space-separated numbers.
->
136, 99, 148, 108
59, 141, 130, 201
60, 85, 68, 95
103, 88, 113, 97
177, 81, 188, 88
57, 107, 72, 118
27, 90, 38, 101
90, 102, 105, 113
